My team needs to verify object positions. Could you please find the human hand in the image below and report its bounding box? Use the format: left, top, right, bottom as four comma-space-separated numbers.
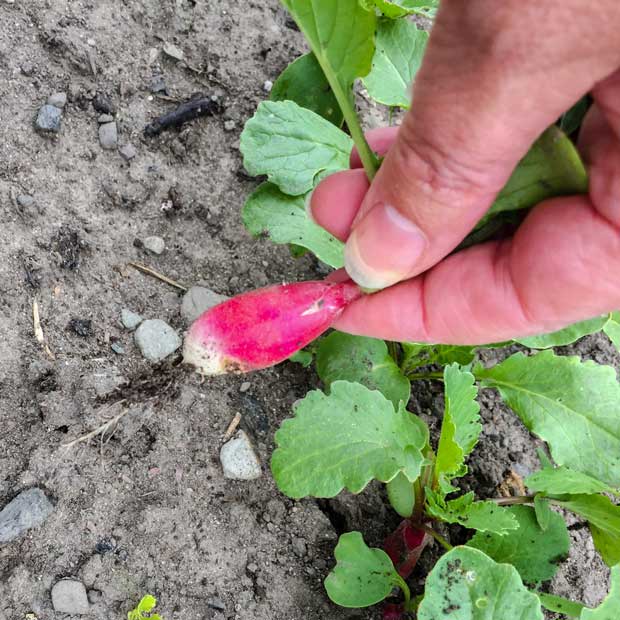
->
309, 0, 620, 344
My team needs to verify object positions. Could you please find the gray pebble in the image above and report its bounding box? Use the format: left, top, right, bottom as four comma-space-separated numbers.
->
121, 309, 143, 330
0, 488, 54, 544
35, 105, 62, 133
134, 319, 181, 361
263, 80, 273, 93
224, 120, 236, 132
51, 579, 89, 615
149, 74, 167, 94
163, 42, 184, 61
143, 235, 165, 255
220, 431, 262, 480
207, 598, 226, 611
16, 195, 35, 209
181, 286, 228, 323
99, 122, 118, 150
98, 113, 114, 124
111, 342, 125, 355
81, 554, 103, 587
119, 143, 137, 161
292, 537, 307, 557
47, 92, 67, 109
239, 382, 251, 393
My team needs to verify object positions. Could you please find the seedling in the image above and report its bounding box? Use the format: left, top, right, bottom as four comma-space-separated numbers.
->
183, 1, 620, 618
127, 594, 162, 620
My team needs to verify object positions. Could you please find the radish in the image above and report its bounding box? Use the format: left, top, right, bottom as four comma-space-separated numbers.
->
183, 280, 362, 375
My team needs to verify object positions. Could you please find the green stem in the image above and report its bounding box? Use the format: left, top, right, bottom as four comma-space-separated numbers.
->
537, 592, 586, 618
394, 574, 411, 606
407, 371, 445, 382
491, 495, 536, 506
412, 478, 426, 523
404, 594, 424, 614
421, 524, 453, 551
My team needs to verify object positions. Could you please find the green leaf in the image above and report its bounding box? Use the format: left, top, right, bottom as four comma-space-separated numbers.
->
515, 315, 609, 349
282, 0, 376, 91
603, 312, 620, 351
426, 490, 518, 535
272, 381, 429, 499
417, 547, 544, 620
534, 495, 553, 531
362, 18, 428, 109
242, 182, 344, 268
467, 505, 570, 585
555, 494, 620, 567
387, 471, 415, 518
477, 351, 620, 487
401, 342, 476, 374
581, 564, 620, 619
324, 532, 407, 608
367, 0, 439, 18
289, 349, 314, 367
315, 332, 410, 408
435, 365, 481, 483
559, 96, 592, 135
240, 100, 352, 195
128, 595, 160, 620
270, 53, 344, 126
526, 467, 616, 496
538, 593, 585, 618
476, 126, 588, 229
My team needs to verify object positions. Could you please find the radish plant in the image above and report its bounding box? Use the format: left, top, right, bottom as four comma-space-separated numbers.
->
183, 1, 620, 617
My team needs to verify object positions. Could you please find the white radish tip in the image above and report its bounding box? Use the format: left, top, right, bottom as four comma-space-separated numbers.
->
182, 335, 228, 376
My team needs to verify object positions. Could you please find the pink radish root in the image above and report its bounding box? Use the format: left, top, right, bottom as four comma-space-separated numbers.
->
183, 280, 362, 375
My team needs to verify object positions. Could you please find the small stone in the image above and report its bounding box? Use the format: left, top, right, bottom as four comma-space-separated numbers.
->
81, 554, 103, 587
181, 286, 228, 323
98, 113, 114, 124
143, 236, 165, 255
240, 382, 251, 393
149, 74, 167, 94
134, 319, 182, 362
35, 105, 62, 133
220, 431, 262, 480
263, 80, 273, 93
292, 537, 307, 557
47, 92, 67, 109
246, 562, 258, 574
17, 195, 35, 209
120, 309, 143, 330
119, 143, 137, 161
68, 318, 92, 337
99, 122, 118, 150
163, 42, 185, 61
207, 598, 226, 611
224, 120, 236, 131
0, 488, 54, 543
51, 579, 89, 615
111, 342, 125, 355
92, 93, 115, 115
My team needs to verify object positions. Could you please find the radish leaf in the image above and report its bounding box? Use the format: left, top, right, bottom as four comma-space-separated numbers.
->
555, 494, 620, 567
270, 53, 344, 126
435, 364, 481, 484
367, 0, 439, 19
426, 490, 518, 535
526, 467, 617, 496
272, 381, 428, 499
324, 532, 407, 608
362, 19, 428, 109
240, 100, 352, 195
467, 506, 570, 585
242, 183, 344, 268
316, 332, 410, 408
515, 315, 609, 349
477, 351, 620, 487
418, 547, 543, 620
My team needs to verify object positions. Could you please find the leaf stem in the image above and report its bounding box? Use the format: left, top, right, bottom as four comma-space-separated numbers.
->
394, 574, 411, 606
407, 371, 445, 382
490, 495, 536, 506
421, 524, 453, 551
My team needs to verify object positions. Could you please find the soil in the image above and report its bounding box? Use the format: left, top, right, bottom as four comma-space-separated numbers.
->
0, 1, 612, 619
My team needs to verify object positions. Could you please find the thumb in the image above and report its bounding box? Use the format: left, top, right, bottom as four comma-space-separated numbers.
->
344, 0, 620, 289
